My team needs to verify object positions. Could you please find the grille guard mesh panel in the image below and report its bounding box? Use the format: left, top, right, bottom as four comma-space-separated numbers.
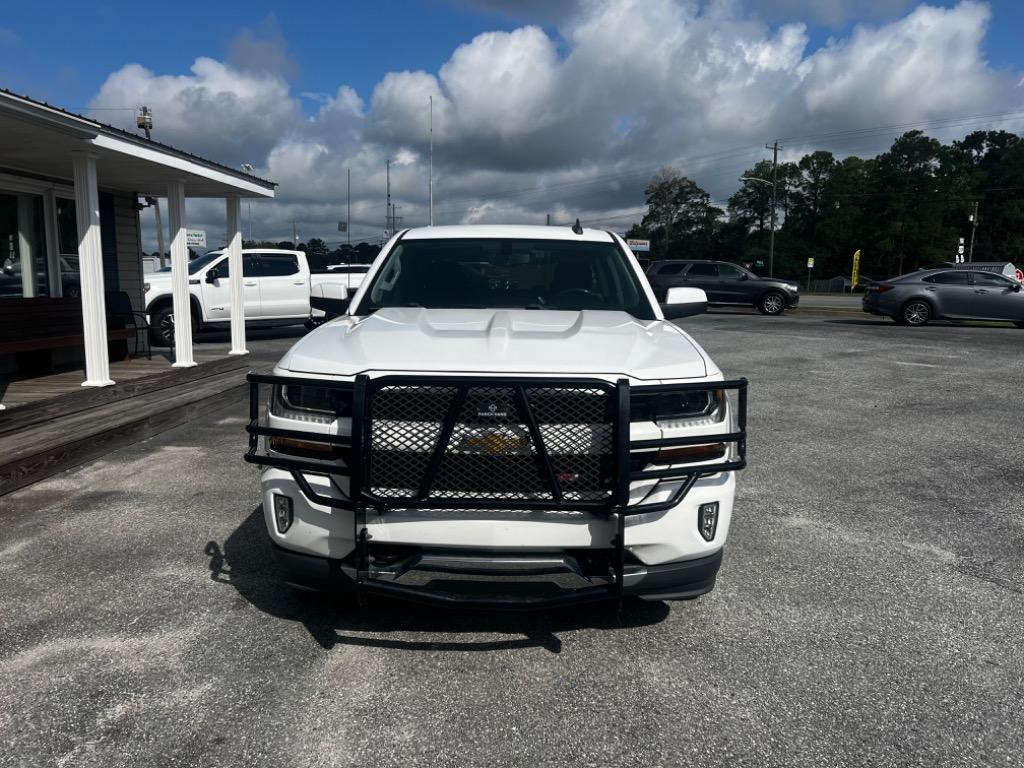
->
366, 381, 616, 507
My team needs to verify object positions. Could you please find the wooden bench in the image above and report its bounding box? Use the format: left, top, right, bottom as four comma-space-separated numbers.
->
0, 297, 135, 362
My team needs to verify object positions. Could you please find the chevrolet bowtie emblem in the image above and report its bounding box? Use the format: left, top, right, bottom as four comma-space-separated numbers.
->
458, 429, 524, 455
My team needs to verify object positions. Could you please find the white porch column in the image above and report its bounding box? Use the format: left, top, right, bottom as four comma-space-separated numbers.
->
72, 151, 114, 387
226, 195, 248, 355
167, 180, 196, 367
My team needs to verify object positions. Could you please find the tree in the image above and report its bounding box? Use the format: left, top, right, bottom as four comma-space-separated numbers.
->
640, 169, 722, 259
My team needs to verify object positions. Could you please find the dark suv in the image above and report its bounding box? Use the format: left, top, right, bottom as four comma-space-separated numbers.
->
646, 260, 800, 315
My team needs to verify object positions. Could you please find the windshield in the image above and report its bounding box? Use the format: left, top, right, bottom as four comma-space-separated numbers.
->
155, 252, 223, 275
357, 238, 654, 318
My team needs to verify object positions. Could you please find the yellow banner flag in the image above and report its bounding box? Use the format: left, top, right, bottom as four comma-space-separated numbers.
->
851, 250, 861, 290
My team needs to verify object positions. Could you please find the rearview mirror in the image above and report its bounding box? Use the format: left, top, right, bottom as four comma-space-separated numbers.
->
205, 269, 218, 284
660, 286, 707, 319
310, 284, 350, 318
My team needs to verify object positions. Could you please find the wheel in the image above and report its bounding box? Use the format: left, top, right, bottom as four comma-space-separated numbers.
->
757, 292, 785, 315
149, 304, 197, 347
899, 299, 932, 326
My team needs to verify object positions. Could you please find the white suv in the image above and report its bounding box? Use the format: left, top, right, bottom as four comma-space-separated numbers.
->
245, 225, 747, 608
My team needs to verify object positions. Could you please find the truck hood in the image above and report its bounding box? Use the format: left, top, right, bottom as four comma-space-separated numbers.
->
278, 308, 713, 381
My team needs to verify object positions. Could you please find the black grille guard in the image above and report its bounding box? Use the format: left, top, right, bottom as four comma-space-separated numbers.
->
244, 372, 747, 606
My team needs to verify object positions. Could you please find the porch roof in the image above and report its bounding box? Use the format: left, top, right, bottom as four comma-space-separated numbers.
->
0, 89, 276, 198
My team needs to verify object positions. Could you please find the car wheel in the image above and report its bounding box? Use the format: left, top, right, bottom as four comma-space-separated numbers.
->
149, 305, 196, 347
757, 292, 785, 315
900, 299, 932, 327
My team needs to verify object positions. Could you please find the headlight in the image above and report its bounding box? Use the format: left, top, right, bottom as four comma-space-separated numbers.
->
271, 383, 351, 424
631, 388, 724, 423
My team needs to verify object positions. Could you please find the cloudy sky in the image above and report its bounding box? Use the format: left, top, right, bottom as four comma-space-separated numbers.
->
3, 0, 1024, 249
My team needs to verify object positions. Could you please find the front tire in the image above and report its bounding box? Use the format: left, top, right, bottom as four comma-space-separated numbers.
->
757, 292, 786, 315
149, 305, 197, 347
899, 299, 932, 326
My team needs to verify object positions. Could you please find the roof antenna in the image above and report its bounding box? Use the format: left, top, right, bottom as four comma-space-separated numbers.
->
572, 218, 583, 235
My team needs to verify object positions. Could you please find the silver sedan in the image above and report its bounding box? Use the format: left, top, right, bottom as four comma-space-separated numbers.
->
862, 268, 1024, 327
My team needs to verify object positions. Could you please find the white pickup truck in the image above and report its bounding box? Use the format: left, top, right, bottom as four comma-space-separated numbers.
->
244, 225, 748, 608
143, 249, 368, 346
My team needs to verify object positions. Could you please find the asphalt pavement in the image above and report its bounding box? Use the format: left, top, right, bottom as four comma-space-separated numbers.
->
2, 311, 1023, 767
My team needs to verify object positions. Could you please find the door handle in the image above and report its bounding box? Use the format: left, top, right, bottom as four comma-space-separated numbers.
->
925, 287, 936, 291
244, 281, 257, 286
293, 280, 305, 285
975, 289, 988, 294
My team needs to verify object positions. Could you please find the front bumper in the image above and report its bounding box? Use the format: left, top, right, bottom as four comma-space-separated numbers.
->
245, 373, 746, 607
271, 541, 723, 607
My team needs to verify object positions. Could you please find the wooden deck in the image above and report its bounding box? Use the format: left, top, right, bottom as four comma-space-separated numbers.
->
0, 348, 227, 409
0, 329, 303, 496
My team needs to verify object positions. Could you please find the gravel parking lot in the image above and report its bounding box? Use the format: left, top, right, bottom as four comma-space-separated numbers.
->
2, 311, 1022, 768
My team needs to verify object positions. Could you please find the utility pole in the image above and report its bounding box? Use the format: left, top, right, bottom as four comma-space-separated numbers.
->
428, 95, 434, 226
968, 201, 978, 262
292, 220, 298, 246
386, 159, 392, 236
347, 168, 351, 246
152, 198, 167, 270
766, 141, 782, 278
546, 213, 551, 226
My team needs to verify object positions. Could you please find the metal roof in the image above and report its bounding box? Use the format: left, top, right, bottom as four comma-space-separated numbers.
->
0, 88, 276, 194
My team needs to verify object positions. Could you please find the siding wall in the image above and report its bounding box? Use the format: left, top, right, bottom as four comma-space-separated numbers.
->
110, 191, 143, 313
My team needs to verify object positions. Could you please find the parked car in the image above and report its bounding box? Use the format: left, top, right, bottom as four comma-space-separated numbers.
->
862, 268, 1024, 326
243, 224, 749, 608
143, 249, 354, 346
646, 260, 799, 315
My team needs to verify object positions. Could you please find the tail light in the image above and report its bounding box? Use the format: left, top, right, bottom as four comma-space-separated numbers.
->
869, 284, 894, 293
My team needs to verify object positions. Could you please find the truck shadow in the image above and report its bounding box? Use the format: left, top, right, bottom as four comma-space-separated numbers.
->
205, 506, 671, 654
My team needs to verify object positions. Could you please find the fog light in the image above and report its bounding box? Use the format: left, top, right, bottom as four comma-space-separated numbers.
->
273, 494, 293, 534
698, 502, 719, 541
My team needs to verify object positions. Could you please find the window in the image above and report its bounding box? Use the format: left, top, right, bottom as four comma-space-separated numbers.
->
0, 192, 48, 298
209, 254, 259, 278
923, 271, 970, 285
686, 262, 719, 277
254, 254, 299, 277
718, 264, 748, 280
655, 263, 686, 276
327, 265, 370, 274
970, 271, 1016, 288
359, 238, 654, 318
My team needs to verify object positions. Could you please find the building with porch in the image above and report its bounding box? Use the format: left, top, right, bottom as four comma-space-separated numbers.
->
0, 88, 276, 404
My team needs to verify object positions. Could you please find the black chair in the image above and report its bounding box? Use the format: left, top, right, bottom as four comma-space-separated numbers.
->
105, 291, 151, 359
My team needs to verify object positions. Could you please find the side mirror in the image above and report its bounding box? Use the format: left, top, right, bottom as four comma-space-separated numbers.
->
1012, 283, 1022, 292
205, 269, 218, 284
660, 286, 707, 319
738, 273, 748, 280
310, 283, 350, 318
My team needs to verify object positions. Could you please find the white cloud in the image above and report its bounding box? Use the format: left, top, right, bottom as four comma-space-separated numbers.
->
91, 0, 1024, 249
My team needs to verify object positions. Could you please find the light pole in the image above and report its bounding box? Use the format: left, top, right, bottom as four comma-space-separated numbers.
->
240, 163, 255, 242
739, 175, 776, 276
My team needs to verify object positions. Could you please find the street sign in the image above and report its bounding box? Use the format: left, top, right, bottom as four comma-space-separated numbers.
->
807, 258, 815, 269
626, 239, 650, 253
851, 250, 861, 289
338, 221, 348, 233
186, 229, 206, 248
